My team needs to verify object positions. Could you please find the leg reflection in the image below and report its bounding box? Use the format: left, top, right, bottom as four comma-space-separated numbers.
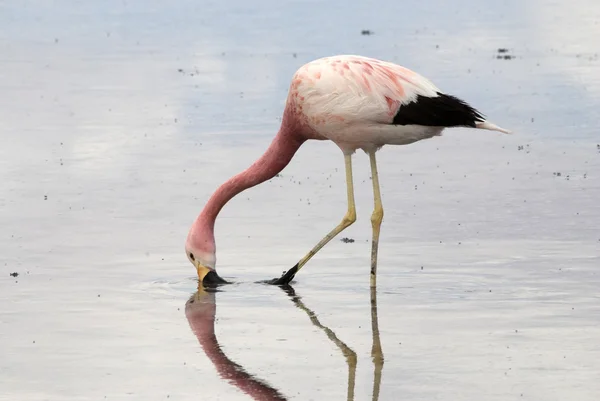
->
281, 285, 385, 401
280, 285, 357, 401
370, 285, 384, 401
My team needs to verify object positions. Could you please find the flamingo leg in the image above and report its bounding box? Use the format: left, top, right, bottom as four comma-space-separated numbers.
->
298, 152, 357, 269
270, 152, 356, 284
368, 150, 384, 287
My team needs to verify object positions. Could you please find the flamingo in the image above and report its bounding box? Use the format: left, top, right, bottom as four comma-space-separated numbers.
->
185, 55, 510, 287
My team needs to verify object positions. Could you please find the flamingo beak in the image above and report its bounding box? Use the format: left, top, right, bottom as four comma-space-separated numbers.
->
196, 263, 229, 287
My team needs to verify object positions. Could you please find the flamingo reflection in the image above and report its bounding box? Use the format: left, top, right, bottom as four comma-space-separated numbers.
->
185, 288, 287, 401
185, 285, 384, 400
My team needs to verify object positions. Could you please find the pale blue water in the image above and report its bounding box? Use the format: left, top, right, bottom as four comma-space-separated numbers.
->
1, 1, 599, 400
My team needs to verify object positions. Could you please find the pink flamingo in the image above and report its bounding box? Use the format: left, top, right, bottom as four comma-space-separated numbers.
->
185, 55, 510, 287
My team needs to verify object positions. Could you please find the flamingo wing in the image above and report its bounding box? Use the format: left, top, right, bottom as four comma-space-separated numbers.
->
294, 55, 484, 129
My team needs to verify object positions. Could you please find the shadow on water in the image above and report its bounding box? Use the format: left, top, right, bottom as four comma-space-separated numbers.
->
185, 284, 384, 400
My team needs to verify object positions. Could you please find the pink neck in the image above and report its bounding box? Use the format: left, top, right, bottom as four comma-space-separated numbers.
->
190, 124, 305, 253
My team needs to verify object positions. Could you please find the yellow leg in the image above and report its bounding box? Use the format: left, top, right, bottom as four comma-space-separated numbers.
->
297, 152, 357, 271
368, 150, 384, 288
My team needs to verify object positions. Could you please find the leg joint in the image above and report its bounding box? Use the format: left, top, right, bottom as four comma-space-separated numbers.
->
342, 210, 357, 227
371, 207, 384, 226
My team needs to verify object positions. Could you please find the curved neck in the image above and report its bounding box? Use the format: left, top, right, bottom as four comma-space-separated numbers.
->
197, 127, 305, 237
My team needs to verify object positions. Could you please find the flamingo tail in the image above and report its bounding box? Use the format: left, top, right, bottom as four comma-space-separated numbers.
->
475, 120, 512, 134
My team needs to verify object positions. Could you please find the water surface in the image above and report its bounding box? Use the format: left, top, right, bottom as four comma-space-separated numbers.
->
1, 0, 599, 400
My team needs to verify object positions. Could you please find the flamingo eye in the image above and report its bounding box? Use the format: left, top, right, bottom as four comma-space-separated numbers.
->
189, 253, 195, 261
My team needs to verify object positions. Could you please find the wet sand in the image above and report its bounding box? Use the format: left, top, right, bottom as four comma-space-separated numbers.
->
1, 0, 599, 400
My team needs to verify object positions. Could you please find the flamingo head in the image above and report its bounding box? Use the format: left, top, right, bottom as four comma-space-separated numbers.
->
185, 233, 228, 287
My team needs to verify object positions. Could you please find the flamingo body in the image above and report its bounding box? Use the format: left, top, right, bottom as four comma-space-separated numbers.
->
286, 55, 507, 152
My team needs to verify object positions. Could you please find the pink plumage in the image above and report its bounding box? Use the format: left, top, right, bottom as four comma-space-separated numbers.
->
186, 55, 510, 286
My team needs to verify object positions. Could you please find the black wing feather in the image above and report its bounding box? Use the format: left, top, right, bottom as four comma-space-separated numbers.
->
393, 93, 485, 128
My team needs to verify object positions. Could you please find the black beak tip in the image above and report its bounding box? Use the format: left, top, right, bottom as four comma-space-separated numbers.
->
202, 270, 229, 287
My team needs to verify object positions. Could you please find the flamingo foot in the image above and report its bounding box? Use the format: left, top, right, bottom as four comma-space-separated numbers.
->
265, 264, 298, 286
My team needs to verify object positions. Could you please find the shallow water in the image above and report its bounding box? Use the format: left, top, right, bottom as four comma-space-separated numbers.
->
1, 0, 599, 400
